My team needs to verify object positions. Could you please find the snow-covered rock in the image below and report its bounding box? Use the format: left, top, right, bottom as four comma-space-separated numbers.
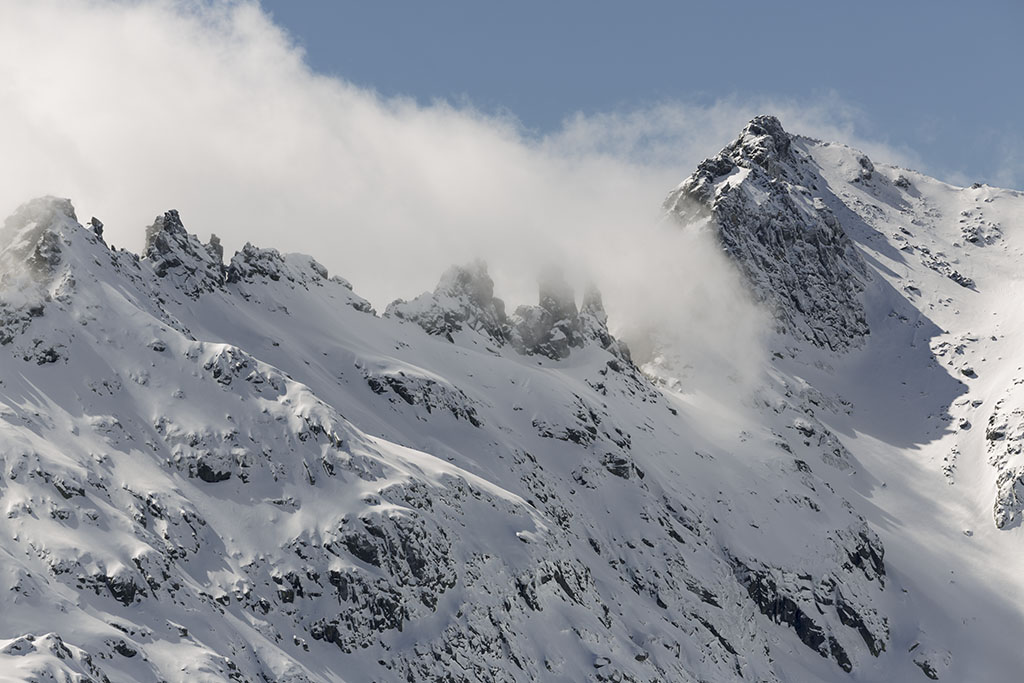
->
4, 115, 1024, 681
664, 115, 869, 351
144, 209, 225, 297
385, 260, 510, 345
510, 268, 629, 361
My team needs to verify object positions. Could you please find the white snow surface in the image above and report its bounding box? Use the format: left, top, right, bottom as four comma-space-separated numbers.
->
1, 118, 1023, 681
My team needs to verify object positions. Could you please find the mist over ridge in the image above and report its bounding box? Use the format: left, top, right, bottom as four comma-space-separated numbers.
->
5, 3, 1024, 682
0, 2, 921, 327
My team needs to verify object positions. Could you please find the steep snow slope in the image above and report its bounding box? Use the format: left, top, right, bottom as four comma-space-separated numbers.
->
663, 116, 1024, 680
789, 136, 1024, 680
1, 117, 1022, 682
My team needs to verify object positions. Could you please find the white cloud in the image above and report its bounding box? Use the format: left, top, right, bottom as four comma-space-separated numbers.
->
0, 0, 928, 386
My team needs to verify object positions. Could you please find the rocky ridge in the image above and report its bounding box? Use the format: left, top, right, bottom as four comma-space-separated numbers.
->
663, 115, 869, 351
3, 115, 1024, 682
0, 193, 890, 682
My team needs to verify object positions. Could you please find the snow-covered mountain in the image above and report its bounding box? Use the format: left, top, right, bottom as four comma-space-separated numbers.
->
2, 116, 1024, 682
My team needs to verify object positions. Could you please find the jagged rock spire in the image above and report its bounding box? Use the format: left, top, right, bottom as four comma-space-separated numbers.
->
579, 285, 631, 362
142, 209, 226, 297
207, 233, 224, 263
385, 260, 511, 345
388, 261, 630, 361
511, 268, 629, 361
512, 268, 581, 360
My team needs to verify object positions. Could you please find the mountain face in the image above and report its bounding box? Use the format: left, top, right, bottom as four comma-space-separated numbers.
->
2, 118, 1024, 683
663, 115, 870, 351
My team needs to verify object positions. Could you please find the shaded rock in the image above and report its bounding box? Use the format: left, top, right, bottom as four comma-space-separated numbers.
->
206, 233, 224, 263
143, 210, 225, 297
385, 260, 510, 344
512, 268, 585, 360
663, 115, 869, 351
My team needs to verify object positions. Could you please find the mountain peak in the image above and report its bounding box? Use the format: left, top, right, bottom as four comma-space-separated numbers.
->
0, 196, 82, 280
691, 115, 795, 193
3, 195, 77, 231
142, 209, 226, 297
5, 140, 1024, 679
735, 114, 791, 168
1, 196, 77, 248
663, 117, 869, 351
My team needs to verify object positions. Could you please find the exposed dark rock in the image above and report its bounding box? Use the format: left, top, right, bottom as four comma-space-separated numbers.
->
914, 658, 940, 680
948, 271, 975, 289
663, 115, 870, 350
836, 590, 885, 656
511, 267, 582, 360
1, 196, 76, 278
734, 560, 832, 659
840, 527, 887, 584
601, 453, 634, 479
386, 260, 510, 345
731, 551, 885, 673
143, 210, 225, 297
363, 370, 483, 426
195, 460, 231, 483
105, 574, 141, 606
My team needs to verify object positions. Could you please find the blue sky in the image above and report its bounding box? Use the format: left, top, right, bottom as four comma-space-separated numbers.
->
261, 0, 1023, 188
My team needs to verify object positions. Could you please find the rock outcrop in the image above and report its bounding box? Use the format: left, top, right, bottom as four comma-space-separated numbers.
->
511, 268, 630, 361
664, 115, 870, 350
385, 260, 511, 345
143, 209, 226, 297
388, 262, 631, 362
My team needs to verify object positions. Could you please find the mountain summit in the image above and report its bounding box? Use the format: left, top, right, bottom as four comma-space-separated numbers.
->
664, 115, 869, 350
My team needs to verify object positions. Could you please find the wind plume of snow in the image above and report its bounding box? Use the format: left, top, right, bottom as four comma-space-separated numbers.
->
0, 0, 908, 384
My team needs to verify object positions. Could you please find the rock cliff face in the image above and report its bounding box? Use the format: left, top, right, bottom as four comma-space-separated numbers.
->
663, 115, 869, 351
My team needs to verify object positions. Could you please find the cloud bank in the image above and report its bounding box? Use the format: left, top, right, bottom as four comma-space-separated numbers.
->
0, 0, 922, 387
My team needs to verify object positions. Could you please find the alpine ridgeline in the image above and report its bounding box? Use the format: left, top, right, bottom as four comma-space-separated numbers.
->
2, 116, 1024, 682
